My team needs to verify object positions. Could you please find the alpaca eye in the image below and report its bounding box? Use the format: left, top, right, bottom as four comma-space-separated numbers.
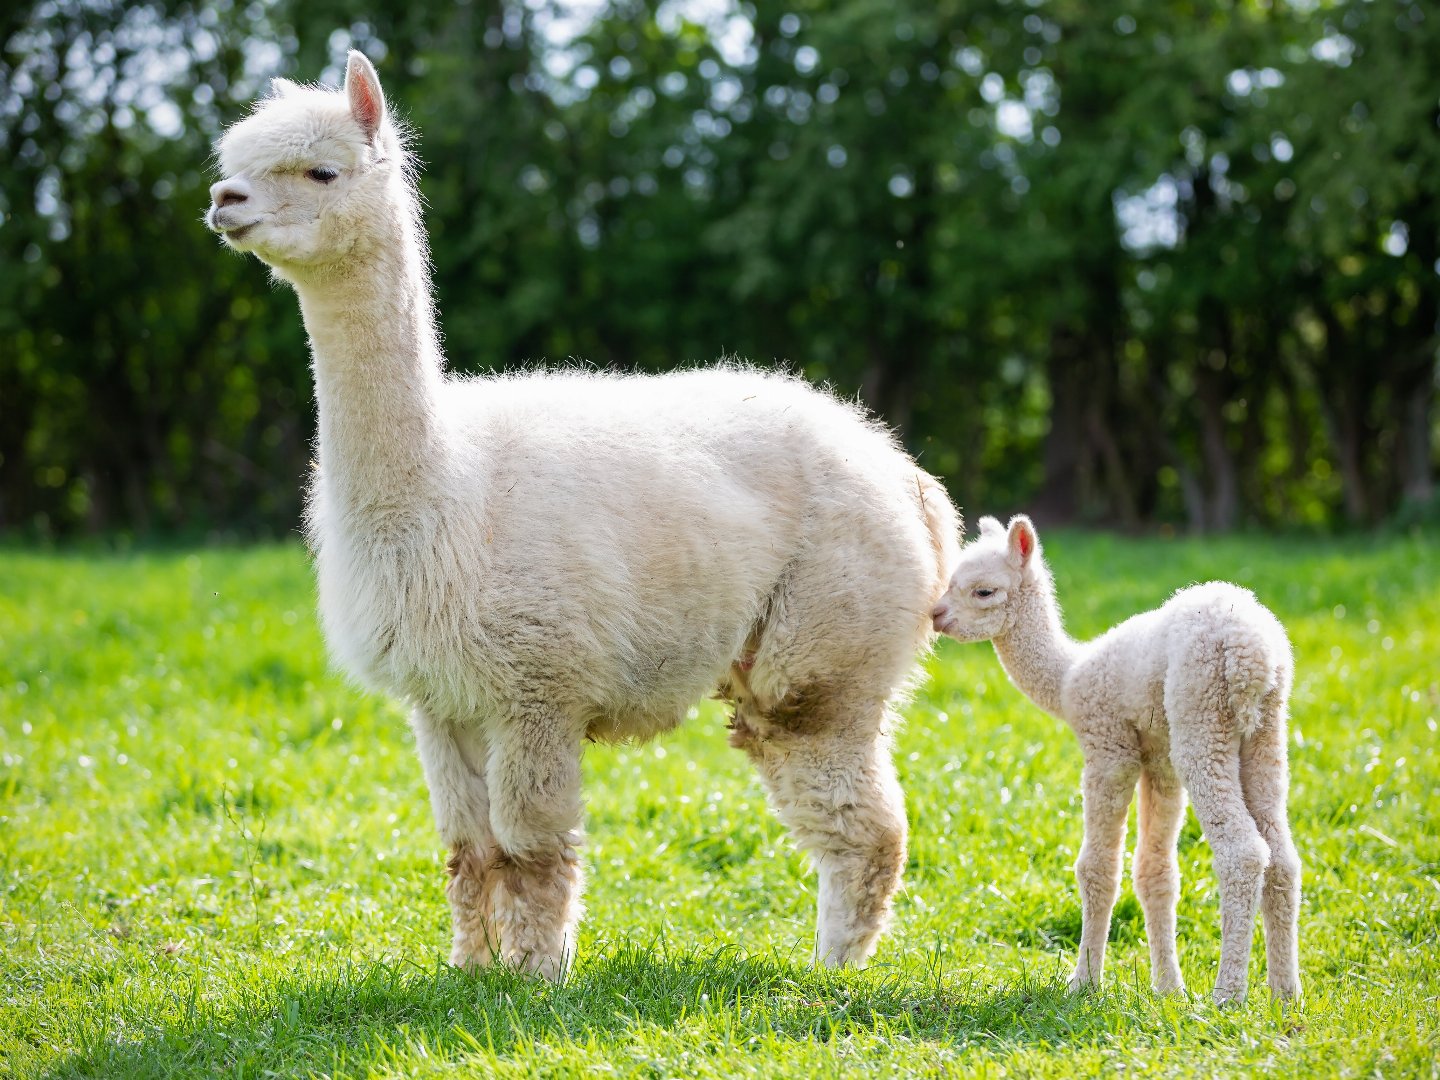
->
305, 166, 339, 184
973, 587, 996, 599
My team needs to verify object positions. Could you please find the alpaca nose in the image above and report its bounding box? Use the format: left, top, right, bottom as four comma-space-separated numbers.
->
210, 178, 251, 208
931, 603, 948, 621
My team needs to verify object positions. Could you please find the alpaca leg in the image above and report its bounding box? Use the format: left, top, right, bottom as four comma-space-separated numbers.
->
1068, 756, 1139, 993
1133, 766, 1187, 994
411, 708, 498, 969
733, 700, 907, 968
484, 705, 586, 981
1175, 740, 1270, 1005
810, 736, 907, 968
1241, 701, 1302, 1000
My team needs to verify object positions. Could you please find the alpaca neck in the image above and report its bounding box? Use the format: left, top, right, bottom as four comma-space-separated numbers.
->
991, 567, 1079, 717
292, 204, 445, 511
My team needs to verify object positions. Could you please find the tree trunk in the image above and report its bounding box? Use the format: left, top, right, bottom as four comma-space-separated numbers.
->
1397, 366, 1435, 506
1195, 366, 1239, 532
1034, 325, 1092, 524
861, 336, 915, 436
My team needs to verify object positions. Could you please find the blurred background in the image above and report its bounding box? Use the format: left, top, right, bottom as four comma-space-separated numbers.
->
1, 0, 1435, 539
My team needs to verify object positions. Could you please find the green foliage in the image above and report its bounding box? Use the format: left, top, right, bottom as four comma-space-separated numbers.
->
1, 530, 1437, 1076
1, 0, 1436, 535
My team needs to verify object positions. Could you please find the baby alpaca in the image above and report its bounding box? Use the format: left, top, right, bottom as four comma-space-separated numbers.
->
931, 516, 1300, 1004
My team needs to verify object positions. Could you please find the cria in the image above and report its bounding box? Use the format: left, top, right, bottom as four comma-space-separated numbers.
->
932, 515, 1301, 1004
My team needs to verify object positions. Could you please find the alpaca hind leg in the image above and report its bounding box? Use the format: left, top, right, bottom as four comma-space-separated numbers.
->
485, 704, 586, 981
1133, 765, 1187, 994
734, 696, 906, 968
1240, 696, 1301, 999
1174, 733, 1269, 1005
1068, 755, 1139, 993
411, 708, 499, 969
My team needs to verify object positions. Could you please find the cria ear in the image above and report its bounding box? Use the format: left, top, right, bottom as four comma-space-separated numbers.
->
1006, 515, 1038, 569
345, 50, 386, 141
978, 516, 1005, 540
269, 76, 300, 99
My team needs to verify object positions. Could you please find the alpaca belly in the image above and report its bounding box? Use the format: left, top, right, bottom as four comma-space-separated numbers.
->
583, 703, 690, 744
319, 547, 742, 729
578, 635, 745, 743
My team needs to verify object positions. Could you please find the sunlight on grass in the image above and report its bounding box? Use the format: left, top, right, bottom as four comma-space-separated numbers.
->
1, 531, 1437, 1077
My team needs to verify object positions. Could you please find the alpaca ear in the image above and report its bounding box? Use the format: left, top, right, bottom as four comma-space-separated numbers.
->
345, 50, 387, 141
269, 76, 300, 99
978, 516, 1005, 540
1006, 515, 1038, 568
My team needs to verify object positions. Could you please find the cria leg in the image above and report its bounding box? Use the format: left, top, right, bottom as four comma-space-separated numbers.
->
1240, 696, 1302, 1000
734, 698, 907, 968
411, 709, 498, 969
1174, 733, 1270, 1005
484, 704, 586, 981
1133, 765, 1187, 994
1068, 755, 1140, 993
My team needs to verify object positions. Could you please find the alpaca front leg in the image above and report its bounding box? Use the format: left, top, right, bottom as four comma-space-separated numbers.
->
1068, 757, 1139, 993
411, 709, 498, 969
734, 703, 907, 968
485, 707, 586, 981
1133, 767, 1187, 995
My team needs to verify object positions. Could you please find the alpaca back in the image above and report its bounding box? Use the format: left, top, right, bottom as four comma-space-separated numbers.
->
1158, 582, 1292, 738
1059, 582, 1290, 745
311, 365, 954, 736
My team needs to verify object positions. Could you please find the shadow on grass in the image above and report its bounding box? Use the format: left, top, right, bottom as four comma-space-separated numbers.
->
39, 943, 1117, 1078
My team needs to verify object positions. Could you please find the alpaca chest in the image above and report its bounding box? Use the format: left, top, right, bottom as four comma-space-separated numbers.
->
312, 535, 492, 700
312, 530, 730, 721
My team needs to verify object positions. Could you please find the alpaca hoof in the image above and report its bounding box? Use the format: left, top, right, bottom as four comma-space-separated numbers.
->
814, 945, 869, 971
518, 952, 567, 983
1152, 961, 1186, 996
498, 943, 570, 983
449, 926, 496, 972
1268, 978, 1301, 1001
450, 945, 495, 973
1212, 985, 1247, 1007
1066, 973, 1098, 995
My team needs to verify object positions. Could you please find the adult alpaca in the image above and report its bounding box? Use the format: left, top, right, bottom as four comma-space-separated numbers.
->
206, 52, 960, 979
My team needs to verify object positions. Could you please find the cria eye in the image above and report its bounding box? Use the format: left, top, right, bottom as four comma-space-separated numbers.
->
306, 166, 339, 183
973, 587, 996, 598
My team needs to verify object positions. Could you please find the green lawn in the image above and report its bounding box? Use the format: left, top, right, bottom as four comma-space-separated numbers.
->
1, 531, 1436, 1078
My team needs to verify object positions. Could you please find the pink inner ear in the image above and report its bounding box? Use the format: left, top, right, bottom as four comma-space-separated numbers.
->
351, 77, 381, 134
1019, 528, 1034, 558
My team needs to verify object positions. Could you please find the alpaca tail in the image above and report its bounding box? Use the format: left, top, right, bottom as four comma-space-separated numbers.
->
1223, 640, 1279, 738
915, 468, 962, 594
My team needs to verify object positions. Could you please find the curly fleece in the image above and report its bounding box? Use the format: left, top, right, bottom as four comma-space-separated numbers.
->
932, 515, 1301, 1004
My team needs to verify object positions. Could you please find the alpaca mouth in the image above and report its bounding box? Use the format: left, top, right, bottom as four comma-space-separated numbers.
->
208, 205, 259, 242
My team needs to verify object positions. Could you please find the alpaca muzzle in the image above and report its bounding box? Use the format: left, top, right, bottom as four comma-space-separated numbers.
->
207, 179, 258, 236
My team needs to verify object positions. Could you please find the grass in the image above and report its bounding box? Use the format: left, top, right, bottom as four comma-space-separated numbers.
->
1, 529, 1437, 1078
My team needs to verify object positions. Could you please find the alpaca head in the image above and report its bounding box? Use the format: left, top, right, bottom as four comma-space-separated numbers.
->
930, 515, 1043, 640
206, 51, 411, 279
